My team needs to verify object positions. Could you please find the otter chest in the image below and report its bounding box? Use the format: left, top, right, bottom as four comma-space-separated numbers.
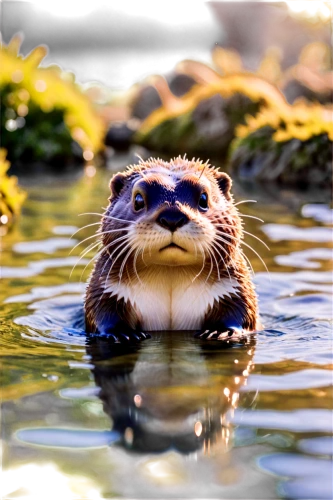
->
108, 275, 239, 331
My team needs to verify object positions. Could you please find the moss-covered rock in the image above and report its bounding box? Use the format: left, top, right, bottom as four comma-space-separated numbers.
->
135, 74, 286, 159
0, 149, 26, 229
227, 102, 333, 202
0, 39, 104, 184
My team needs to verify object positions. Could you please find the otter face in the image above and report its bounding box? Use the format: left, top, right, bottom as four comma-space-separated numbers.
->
103, 157, 241, 273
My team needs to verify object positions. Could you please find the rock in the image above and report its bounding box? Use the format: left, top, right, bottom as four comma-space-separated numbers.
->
135, 74, 285, 159
227, 102, 333, 203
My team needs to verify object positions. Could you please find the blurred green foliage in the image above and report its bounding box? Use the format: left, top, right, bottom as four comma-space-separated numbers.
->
0, 149, 27, 229
1, 35, 105, 171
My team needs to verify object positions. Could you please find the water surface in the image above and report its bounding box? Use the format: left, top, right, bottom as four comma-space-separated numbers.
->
1, 163, 332, 499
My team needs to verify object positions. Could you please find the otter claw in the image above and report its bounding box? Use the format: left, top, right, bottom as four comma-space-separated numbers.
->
195, 328, 243, 341
118, 333, 130, 342
139, 331, 151, 340
96, 330, 151, 343
194, 330, 209, 338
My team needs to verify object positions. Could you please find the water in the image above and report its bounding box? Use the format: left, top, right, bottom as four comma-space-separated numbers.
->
1, 161, 332, 499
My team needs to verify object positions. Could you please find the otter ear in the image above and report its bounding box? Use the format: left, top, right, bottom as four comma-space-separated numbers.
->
216, 172, 232, 200
110, 172, 127, 198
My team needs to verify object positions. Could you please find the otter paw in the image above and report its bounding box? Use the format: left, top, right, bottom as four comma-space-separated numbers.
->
195, 328, 244, 341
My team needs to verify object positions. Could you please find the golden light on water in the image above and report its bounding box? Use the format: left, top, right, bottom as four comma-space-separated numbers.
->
133, 394, 142, 407
194, 420, 203, 437
231, 393, 239, 408
124, 426, 134, 445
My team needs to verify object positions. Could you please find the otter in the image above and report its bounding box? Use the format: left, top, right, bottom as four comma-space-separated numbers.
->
84, 156, 258, 342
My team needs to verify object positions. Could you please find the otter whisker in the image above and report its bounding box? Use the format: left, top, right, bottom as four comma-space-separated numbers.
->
69, 228, 131, 255
82, 235, 129, 282
242, 251, 255, 275
70, 222, 102, 238
212, 232, 245, 276
204, 245, 215, 284
118, 245, 136, 283
141, 244, 148, 268
69, 240, 102, 280
215, 223, 269, 250
107, 241, 134, 283
79, 241, 114, 283
100, 241, 133, 299
82, 236, 130, 284
214, 229, 255, 276
214, 231, 236, 249
191, 243, 206, 283
79, 213, 135, 224
211, 240, 233, 283
100, 236, 131, 277
237, 213, 264, 223
120, 243, 135, 269
98, 235, 130, 269
79, 239, 101, 257
209, 244, 221, 282
213, 221, 238, 229
234, 200, 257, 207
215, 232, 269, 274
198, 161, 209, 180
242, 230, 270, 250
214, 233, 254, 274
133, 246, 144, 286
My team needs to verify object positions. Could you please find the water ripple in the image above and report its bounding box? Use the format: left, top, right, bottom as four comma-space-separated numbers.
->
16, 427, 120, 449
241, 369, 332, 392
232, 409, 333, 433
1, 257, 89, 279
13, 238, 77, 255
259, 453, 333, 499
301, 204, 333, 224
261, 224, 332, 242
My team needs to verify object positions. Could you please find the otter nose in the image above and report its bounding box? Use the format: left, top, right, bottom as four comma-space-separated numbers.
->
157, 208, 188, 232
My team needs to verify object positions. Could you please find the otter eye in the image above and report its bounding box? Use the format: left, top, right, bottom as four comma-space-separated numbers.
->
198, 192, 208, 211
134, 193, 145, 211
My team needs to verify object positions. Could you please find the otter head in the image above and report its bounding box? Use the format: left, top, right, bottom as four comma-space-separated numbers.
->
102, 157, 242, 276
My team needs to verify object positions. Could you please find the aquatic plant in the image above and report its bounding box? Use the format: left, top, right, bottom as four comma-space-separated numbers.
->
0, 149, 26, 229
230, 101, 333, 186
1, 35, 105, 170
134, 74, 286, 158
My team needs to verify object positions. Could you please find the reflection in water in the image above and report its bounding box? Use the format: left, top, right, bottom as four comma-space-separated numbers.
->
87, 332, 272, 496
87, 332, 256, 455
